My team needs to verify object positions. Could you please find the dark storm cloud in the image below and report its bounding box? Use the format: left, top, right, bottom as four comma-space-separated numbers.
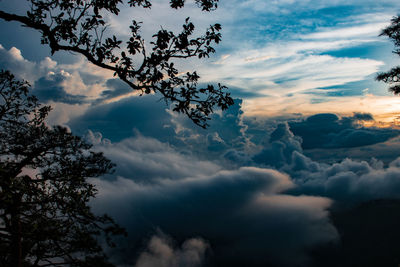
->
73, 97, 254, 162
69, 94, 176, 142
92, 162, 337, 267
289, 113, 400, 149
33, 72, 87, 104
84, 131, 337, 266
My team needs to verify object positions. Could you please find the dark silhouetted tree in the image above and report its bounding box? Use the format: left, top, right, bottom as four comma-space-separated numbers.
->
377, 15, 400, 94
0, 0, 234, 128
0, 70, 125, 267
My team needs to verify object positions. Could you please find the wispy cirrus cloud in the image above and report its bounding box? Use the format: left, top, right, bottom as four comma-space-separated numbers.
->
300, 22, 389, 40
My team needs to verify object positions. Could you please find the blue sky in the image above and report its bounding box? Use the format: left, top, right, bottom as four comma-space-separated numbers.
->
2, 0, 400, 124
2, 1, 400, 266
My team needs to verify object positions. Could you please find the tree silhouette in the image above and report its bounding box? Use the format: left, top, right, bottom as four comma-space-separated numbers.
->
0, 0, 234, 128
0, 70, 125, 267
377, 15, 400, 94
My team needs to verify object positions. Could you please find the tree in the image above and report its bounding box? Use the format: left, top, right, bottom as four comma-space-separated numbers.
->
0, 0, 234, 128
0, 70, 125, 266
377, 15, 400, 94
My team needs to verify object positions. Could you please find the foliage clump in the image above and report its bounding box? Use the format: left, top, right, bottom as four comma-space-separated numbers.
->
0, 70, 125, 267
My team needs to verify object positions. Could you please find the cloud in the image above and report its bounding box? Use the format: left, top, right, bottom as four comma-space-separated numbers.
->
240, 118, 400, 207
304, 136, 400, 165
234, 0, 400, 14
253, 122, 303, 168
0, 44, 131, 103
99, 79, 133, 101
69, 94, 175, 142
134, 234, 208, 267
78, 108, 400, 266
77, 94, 400, 209
288, 113, 400, 149
33, 71, 87, 104
84, 130, 111, 146
220, 85, 266, 99
95, 134, 221, 183
351, 112, 374, 121
248, 121, 400, 205
189, 7, 389, 98
241, 94, 400, 127
168, 99, 254, 156
0, 45, 113, 125
81, 121, 340, 266
288, 152, 400, 204
199, 47, 384, 97
0, 45, 51, 81
92, 163, 336, 266
72, 97, 256, 163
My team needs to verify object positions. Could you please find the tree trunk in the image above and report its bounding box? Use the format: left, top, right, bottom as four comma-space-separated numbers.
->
10, 196, 22, 267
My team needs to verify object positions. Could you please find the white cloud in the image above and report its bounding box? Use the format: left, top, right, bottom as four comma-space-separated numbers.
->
186, 15, 388, 97
0, 45, 38, 81
46, 102, 89, 126
199, 49, 383, 96
134, 234, 208, 267
300, 23, 389, 40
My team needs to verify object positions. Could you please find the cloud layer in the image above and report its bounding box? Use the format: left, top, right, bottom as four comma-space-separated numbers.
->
92, 151, 337, 266
75, 98, 400, 266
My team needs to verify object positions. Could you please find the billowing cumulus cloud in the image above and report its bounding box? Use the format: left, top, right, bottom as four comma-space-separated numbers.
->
287, 152, 400, 204
248, 118, 400, 205
168, 99, 254, 158
134, 234, 208, 267
253, 122, 303, 168
72, 97, 255, 162
33, 71, 87, 104
0, 45, 54, 81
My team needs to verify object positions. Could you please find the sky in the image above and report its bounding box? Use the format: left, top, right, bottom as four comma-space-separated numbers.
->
2, 0, 400, 266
